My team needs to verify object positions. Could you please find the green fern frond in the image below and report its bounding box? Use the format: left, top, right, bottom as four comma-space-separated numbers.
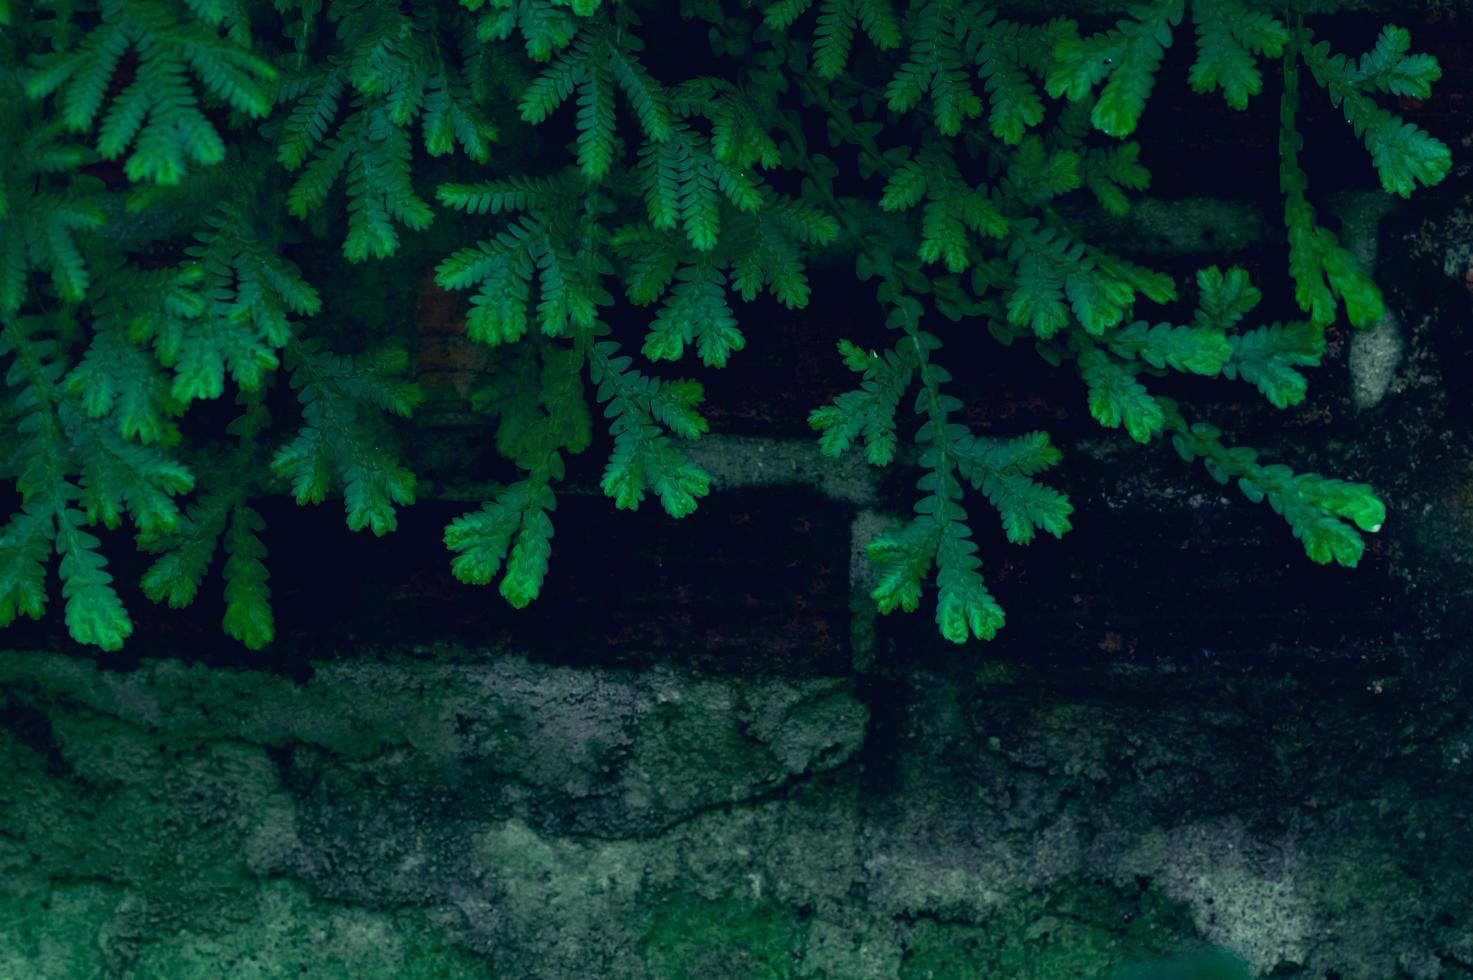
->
1078, 343, 1165, 443
141, 493, 232, 610
774, 0, 901, 79
520, 26, 676, 179
26, 2, 276, 184
55, 509, 133, 650
866, 519, 933, 615
881, 149, 1007, 273
446, 477, 557, 607
975, 15, 1070, 144
1279, 55, 1386, 329
1107, 321, 1231, 376
1006, 222, 1133, 338
437, 174, 613, 343
1046, 0, 1184, 137
1080, 141, 1149, 215
955, 432, 1072, 545
642, 262, 744, 367
588, 339, 710, 517
1223, 320, 1325, 408
1169, 413, 1383, 566
443, 335, 585, 607
272, 342, 422, 535
0, 99, 105, 314
893, 326, 1012, 643
1193, 265, 1260, 330
810, 339, 918, 465
1189, 0, 1288, 109
117, 200, 318, 404
932, 517, 1005, 643
136, 391, 273, 647
69, 410, 195, 535
1298, 26, 1449, 198
1, 319, 138, 650
467, 0, 592, 61
0, 507, 53, 630
1006, 135, 1082, 207
885, 0, 985, 136
274, 2, 492, 258
221, 502, 273, 647
1349, 25, 1442, 98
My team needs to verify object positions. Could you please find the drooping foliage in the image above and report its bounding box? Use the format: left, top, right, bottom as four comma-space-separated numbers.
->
0, 0, 1442, 648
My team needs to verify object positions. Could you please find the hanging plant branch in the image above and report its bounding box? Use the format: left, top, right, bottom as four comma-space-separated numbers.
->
0, 0, 1448, 648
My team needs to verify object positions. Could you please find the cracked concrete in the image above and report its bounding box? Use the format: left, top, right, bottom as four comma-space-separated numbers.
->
5, 649, 1473, 978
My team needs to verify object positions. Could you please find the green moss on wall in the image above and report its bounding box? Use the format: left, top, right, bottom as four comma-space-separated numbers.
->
0, 710, 489, 978
124, 882, 487, 980
6, 649, 1473, 977
2, 878, 488, 979
898, 882, 1200, 980
644, 894, 813, 978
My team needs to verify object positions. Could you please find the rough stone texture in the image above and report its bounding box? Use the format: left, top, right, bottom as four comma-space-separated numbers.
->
5, 648, 1473, 978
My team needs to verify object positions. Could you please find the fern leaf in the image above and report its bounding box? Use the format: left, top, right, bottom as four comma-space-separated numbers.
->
643, 264, 744, 367
590, 341, 711, 517
976, 17, 1051, 144
856, 0, 902, 49
885, 0, 984, 136
272, 343, 421, 535
1047, 0, 1184, 137
880, 158, 928, 211
446, 480, 557, 608
680, 161, 722, 251
638, 138, 685, 232
934, 523, 1005, 642
765, 0, 816, 30
866, 519, 935, 614
810, 340, 916, 465
278, 70, 346, 170
813, 0, 859, 79
1008, 249, 1069, 339
1064, 266, 1133, 335
956, 434, 1072, 545
1189, 0, 1287, 109
1108, 321, 1231, 376
609, 45, 671, 141
769, 0, 899, 77
1300, 30, 1450, 198
55, 509, 132, 651
575, 63, 617, 179
422, 70, 497, 162
222, 502, 273, 648
1223, 321, 1325, 408
1079, 346, 1164, 443
1007, 225, 1127, 338
141, 495, 231, 609
1350, 24, 1441, 98
1193, 265, 1260, 329
0, 507, 53, 628
71, 414, 194, 535
1171, 419, 1383, 566
1081, 142, 1149, 215
30, 3, 274, 184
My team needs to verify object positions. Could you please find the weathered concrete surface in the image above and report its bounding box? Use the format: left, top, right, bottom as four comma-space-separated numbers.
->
4, 645, 1473, 978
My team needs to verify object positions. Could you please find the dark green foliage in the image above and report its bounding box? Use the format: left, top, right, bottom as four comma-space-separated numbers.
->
0, 0, 1447, 649
25, 0, 277, 184
271, 0, 496, 260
